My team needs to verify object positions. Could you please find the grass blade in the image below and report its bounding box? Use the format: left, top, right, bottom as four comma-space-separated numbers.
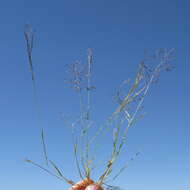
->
49, 160, 74, 185
41, 129, 49, 166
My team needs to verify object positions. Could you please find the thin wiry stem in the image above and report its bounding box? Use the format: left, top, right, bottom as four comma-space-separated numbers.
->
49, 160, 75, 185
41, 129, 49, 166
84, 49, 93, 178
66, 51, 94, 179
24, 25, 49, 167
24, 25, 36, 88
117, 62, 163, 155
74, 140, 85, 180
24, 26, 74, 185
97, 49, 174, 183
62, 117, 85, 180
97, 117, 125, 185
87, 48, 93, 120
106, 152, 140, 182
25, 159, 74, 185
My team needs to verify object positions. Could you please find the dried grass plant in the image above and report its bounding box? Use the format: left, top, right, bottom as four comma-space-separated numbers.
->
24, 25, 174, 190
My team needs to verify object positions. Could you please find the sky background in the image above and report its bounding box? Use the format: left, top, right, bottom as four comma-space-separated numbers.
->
0, 0, 189, 190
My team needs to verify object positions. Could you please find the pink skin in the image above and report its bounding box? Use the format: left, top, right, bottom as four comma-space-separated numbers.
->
85, 184, 104, 190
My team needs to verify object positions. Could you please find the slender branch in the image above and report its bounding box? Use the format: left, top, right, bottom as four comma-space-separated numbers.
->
25, 159, 74, 185
41, 129, 49, 166
74, 141, 84, 180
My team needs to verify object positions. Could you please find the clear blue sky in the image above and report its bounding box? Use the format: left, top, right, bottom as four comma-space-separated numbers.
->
0, 0, 189, 190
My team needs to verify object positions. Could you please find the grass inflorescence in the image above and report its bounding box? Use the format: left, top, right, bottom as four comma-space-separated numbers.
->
24, 25, 174, 189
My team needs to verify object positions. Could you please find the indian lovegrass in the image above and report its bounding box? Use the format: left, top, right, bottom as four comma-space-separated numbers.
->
24, 25, 174, 190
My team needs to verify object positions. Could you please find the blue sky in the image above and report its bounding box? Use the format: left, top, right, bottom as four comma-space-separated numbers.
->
0, 0, 189, 190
